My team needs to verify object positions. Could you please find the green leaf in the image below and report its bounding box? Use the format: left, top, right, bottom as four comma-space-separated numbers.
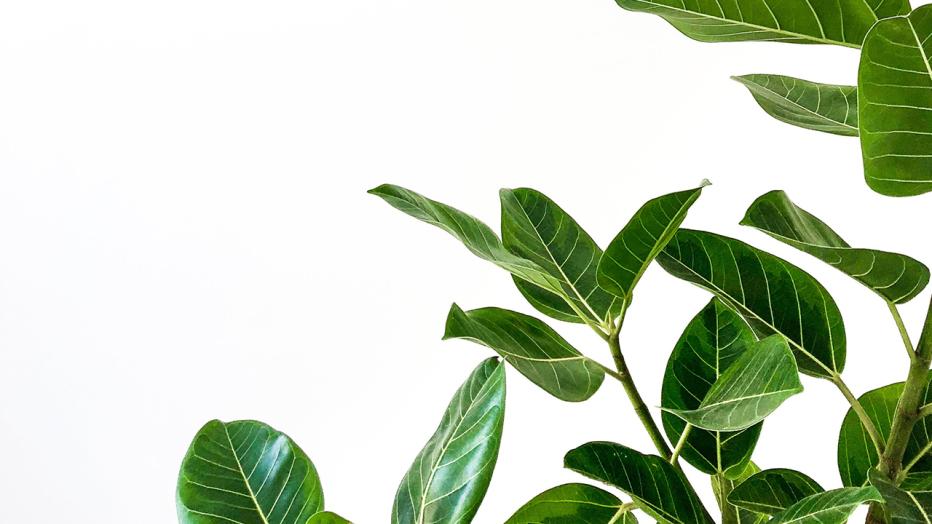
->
564, 442, 715, 524
733, 75, 858, 137
713, 462, 766, 524
501, 188, 621, 325
504, 483, 636, 524
768, 486, 881, 524
838, 377, 932, 487
307, 512, 352, 524
869, 470, 932, 523
443, 304, 605, 402
859, 5, 932, 197
661, 299, 762, 475
742, 190, 930, 304
613, 0, 908, 47
393, 357, 505, 524
597, 183, 706, 300
176, 420, 324, 524
728, 468, 824, 515
665, 335, 802, 431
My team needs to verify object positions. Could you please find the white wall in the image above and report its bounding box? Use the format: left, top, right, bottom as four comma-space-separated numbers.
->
1, 1, 930, 522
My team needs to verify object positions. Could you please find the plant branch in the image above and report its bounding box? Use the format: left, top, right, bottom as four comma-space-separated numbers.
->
889, 301, 917, 361
670, 424, 692, 465
831, 373, 885, 456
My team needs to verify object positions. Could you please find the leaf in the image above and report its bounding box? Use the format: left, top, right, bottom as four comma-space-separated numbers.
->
742, 190, 930, 304
733, 75, 858, 137
564, 441, 715, 524
504, 483, 636, 524
597, 183, 707, 300
859, 5, 932, 197
768, 486, 882, 524
443, 304, 604, 402
393, 357, 505, 524
307, 512, 352, 524
665, 335, 802, 431
869, 470, 932, 523
713, 462, 766, 524
728, 468, 824, 515
501, 188, 621, 324
176, 420, 324, 524
661, 299, 762, 475
613, 0, 908, 47
657, 229, 846, 379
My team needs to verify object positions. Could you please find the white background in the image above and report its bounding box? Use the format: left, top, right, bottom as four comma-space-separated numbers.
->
2, 1, 931, 522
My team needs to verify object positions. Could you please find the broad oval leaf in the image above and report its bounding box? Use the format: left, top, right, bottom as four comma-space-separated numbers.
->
176, 419, 324, 524
393, 357, 505, 524
713, 462, 766, 524
307, 512, 352, 524
742, 190, 930, 304
728, 468, 824, 515
505, 483, 636, 524
661, 299, 762, 475
768, 486, 881, 524
597, 183, 707, 300
657, 229, 846, 379
859, 6, 932, 197
733, 75, 858, 137
564, 441, 715, 524
869, 470, 932, 523
443, 304, 604, 402
665, 335, 802, 431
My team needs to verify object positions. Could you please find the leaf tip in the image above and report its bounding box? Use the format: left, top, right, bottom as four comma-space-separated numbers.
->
699, 178, 712, 188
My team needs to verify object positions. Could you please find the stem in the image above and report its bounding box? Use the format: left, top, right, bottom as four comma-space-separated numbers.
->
608, 502, 636, 524
670, 424, 692, 464
920, 403, 932, 419
889, 301, 917, 361
833, 373, 885, 456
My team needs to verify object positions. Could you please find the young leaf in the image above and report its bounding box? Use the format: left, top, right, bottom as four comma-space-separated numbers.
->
597, 183, 706, 300
307, 512, 352, 524
665, 335, 803, 432
742, 190, 930, 304
713, 462, 766, 524
504, 483, 635, 524
859, 5, 932, 197
661, 299, 762, 475
870, 470, 932, 522
728, 468, 825, 515
564, 441, 715, 524
443, 304, 605, 402
732, 75, 858, 137
657, 229, 846, 379
767, 486, 881, 524
176, 420, 324, 524
393, 358, 505, 524
613, 0, 908, 47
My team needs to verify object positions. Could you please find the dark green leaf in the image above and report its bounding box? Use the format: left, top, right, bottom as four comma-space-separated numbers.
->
733, 75, 858, 137
859, 5, 932, 197
657, 229, 846, 379
393, 358, 505, 524
504, 483, 635, 524
443, 304, 604, 402
307, 512, 352, 524
728, 468, 824, 515
742, 190, 929, 304
176, 420, 324, 524
564, 442, 715, 524
597, 183, 707, 300
870, 470, 932, 523
713, 462, 766, 524
768, 487, 881, 524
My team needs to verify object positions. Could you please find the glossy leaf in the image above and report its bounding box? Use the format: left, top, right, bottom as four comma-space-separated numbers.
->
661, 299, 762, 475
713, 462, 766, 524
768, 486, 881, 524
564, 441, 715, 524
393, 358, 505, 524
597, 183, 707, 300
657, 229, 846, 379
742, 190, 930, 304
733, 75, 858, 137
728, 468, 824, 515
870, 470, 932, 523
443, 304, 604, 402
505, 483, 636, 524
307, 512, 352, 524
176, 420, 324, 524
859, 5, 932, 197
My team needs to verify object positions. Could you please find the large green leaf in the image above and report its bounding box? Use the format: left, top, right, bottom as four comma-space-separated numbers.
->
742, 190, 929, 304
728, 468, 824, 515
505, 483, 636, 524
713, 462, 766, 524
768, 487, 881, 524
307, 512, 352, 524
443, 304, 604, 402
661, 299, 762, 475
665, 335, 802, 431
733, 75, 858, 137
597, 183, 706, 300
657, 229, 846, 379
176, 420, 324, 524
564, 442, 715, 524
870, 470, 932, 523
501, 188, 621, 325
859, 5, 932, 197
393, 358, 505, 524
614, 0, 908, 47
838, 377, 932, 487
